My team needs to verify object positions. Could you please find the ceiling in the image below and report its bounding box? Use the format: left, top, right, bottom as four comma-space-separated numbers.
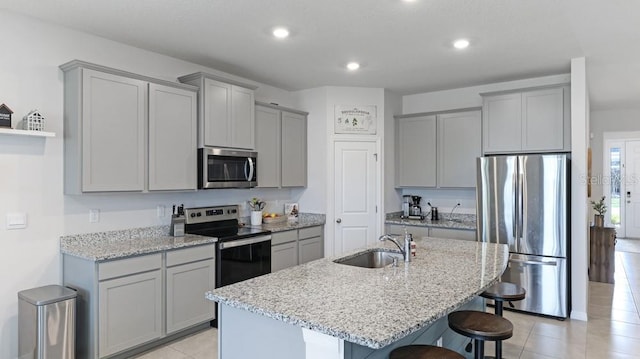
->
2, 0, 639, 110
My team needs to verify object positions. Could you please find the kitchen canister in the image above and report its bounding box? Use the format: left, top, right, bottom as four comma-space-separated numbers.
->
251, 211, 263, 226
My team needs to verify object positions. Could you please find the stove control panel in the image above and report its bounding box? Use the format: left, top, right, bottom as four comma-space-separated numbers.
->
184, 205, 239, 224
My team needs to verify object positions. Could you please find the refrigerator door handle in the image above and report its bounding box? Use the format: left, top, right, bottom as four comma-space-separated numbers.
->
510, 258, 558, 266
512, 169, 518, 251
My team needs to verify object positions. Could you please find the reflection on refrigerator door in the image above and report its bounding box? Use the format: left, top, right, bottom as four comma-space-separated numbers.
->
502, 253, 568, 318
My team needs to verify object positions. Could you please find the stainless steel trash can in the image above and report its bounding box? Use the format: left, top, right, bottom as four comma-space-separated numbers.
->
18, 285, 77, 359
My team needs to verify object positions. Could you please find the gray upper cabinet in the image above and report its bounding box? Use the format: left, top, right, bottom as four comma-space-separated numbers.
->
179, 73, 258, 150
255, 105, 281, 187
60, 60, 198, 194
437, 110, 482, 188
396, 115, 437, 187
482, 85, 570, 154
255, 102, 308, 188
80, 68, 146, 192
148, 83, 197, 191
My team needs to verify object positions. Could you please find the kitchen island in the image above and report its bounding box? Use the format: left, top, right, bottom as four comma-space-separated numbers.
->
206, 237, 508, 359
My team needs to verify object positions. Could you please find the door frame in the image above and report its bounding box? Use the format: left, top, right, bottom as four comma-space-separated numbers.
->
602, 131, 640, 237
329, 137, 383, 257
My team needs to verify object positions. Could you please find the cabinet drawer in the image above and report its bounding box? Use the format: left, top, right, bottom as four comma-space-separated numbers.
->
99, 253, 162, 281
166, 244, 215, 267
271, 230, 297, 245
298, 226, 322, 239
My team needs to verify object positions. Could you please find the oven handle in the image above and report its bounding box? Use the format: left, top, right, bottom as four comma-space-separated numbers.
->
218, 235, 271, 249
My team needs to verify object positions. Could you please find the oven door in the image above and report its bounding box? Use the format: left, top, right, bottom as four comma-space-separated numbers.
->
216, 235, 271, 287
199, 148, 258, 189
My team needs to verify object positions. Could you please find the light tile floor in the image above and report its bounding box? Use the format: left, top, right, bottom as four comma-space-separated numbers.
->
139, 238, 640, 358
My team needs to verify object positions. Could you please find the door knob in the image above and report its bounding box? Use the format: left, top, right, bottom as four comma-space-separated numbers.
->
336, 218, 342, 223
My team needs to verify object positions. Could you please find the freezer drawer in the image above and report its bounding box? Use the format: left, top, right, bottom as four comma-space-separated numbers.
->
501, 254, 568, 318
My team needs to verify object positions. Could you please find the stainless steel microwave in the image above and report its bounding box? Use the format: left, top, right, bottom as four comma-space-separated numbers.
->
198, 148, 257, 189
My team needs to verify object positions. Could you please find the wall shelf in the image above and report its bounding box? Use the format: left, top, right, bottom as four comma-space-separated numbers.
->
0, 128, 55, 138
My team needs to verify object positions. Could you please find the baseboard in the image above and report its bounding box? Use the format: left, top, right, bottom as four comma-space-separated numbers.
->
570, 310, 588, 321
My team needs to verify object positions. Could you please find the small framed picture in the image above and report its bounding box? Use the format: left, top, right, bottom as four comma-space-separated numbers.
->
284, 203, 299, 222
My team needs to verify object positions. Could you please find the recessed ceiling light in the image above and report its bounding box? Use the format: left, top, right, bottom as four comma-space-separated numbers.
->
273, 27, 290, 39
453, 39, 470, 49
346, 62, 360, 71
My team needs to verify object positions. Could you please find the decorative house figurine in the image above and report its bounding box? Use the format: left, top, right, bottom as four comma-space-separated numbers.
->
0, 103, 13, 128
23, 109, 45, 131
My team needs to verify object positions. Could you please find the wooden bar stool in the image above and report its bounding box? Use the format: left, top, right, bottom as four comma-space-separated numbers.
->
389, 345, 464, 359
448, 311, 513, 359
481, 282, 526, 358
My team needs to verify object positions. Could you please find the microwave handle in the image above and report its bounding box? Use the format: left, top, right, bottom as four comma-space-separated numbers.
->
244, 158, 254, 181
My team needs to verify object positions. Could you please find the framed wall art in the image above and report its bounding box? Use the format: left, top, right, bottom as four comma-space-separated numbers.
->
334, 105, 376, 135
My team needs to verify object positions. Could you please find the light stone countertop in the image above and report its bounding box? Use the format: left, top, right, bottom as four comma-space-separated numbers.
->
385, 212, 476, 231
241, 213, 326, 232
60, 226, 217, 261
206, 237, 508, 349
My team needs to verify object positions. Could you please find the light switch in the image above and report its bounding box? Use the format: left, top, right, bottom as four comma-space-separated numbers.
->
6, 212, 27, 229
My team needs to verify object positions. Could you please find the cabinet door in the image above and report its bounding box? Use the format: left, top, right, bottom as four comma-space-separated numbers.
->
231, 85, 255, 149
82, 69, 145, 192
437, 110, 481, 188
203, 78, 231, 147
396, 115, 436, 187
166, 259, 215, 334
521, 87, 564, 151
298, 236, 324, 264
272, 242, 298, 272
98, 270, 162, 357
482, 93, 522, 153
281, 111, 307, 187
255, 105, 281, 187
148, 83, 197, 191
429, 228, 477, 241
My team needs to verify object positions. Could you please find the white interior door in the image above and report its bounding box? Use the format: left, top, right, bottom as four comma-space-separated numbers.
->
625, 140, 640, 238
334, 141, 378, 256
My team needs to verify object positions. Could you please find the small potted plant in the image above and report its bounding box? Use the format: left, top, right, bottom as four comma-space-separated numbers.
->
591, 196, 607, 227
248, 198, 265, 226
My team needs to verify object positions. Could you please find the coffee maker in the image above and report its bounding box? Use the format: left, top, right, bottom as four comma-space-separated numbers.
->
409, 195, 423, 218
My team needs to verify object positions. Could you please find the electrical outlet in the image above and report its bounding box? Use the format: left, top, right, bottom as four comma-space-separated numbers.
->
157, 205, 165, 218
436, 336, 443, 347
89, 209, 100, 223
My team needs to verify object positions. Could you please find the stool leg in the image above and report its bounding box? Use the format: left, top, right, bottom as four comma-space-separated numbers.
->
474, 339, 484, 359
495, 300, 504, 358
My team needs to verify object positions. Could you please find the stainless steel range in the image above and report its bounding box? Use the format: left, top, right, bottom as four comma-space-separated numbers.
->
184, 205, 272, 288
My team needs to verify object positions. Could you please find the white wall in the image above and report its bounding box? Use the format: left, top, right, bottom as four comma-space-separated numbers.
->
296, 86, 386, 256
570, 57, 589, 321
401, 73, 572, 214
0, 11, 300, 358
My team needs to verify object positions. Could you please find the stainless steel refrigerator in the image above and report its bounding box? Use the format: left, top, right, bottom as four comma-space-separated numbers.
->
476, 154, 570, 318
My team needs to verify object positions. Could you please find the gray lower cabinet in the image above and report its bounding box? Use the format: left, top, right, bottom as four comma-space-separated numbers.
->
385, 224, 475, 241
298, 226, 324, 264
271, 226, 324, 272
255, 102, 308, 188
63, 244, 215, 358
60, 60, 198, 193
482, 85, 570, 154
98, 258, 163, 357
165, 246, 215, 334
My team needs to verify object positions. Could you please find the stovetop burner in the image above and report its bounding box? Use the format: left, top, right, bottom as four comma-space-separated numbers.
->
183, 205, 271, 242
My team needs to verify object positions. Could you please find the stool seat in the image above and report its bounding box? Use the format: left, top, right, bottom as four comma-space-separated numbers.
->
448, 311, 513, 342
481, 282, 526, 302
389, 345, 464, 359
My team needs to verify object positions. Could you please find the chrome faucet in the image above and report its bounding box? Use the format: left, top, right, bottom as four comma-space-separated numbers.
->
378, 233, 412, 262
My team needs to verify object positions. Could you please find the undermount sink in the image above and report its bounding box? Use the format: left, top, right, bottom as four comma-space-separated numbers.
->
334, 249, 403, 268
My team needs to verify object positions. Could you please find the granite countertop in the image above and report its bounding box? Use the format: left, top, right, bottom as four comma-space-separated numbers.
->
243, 213, 326, 232
60, 226, 217, 261
206, 237, 508, 349
385, 212, 476, 231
